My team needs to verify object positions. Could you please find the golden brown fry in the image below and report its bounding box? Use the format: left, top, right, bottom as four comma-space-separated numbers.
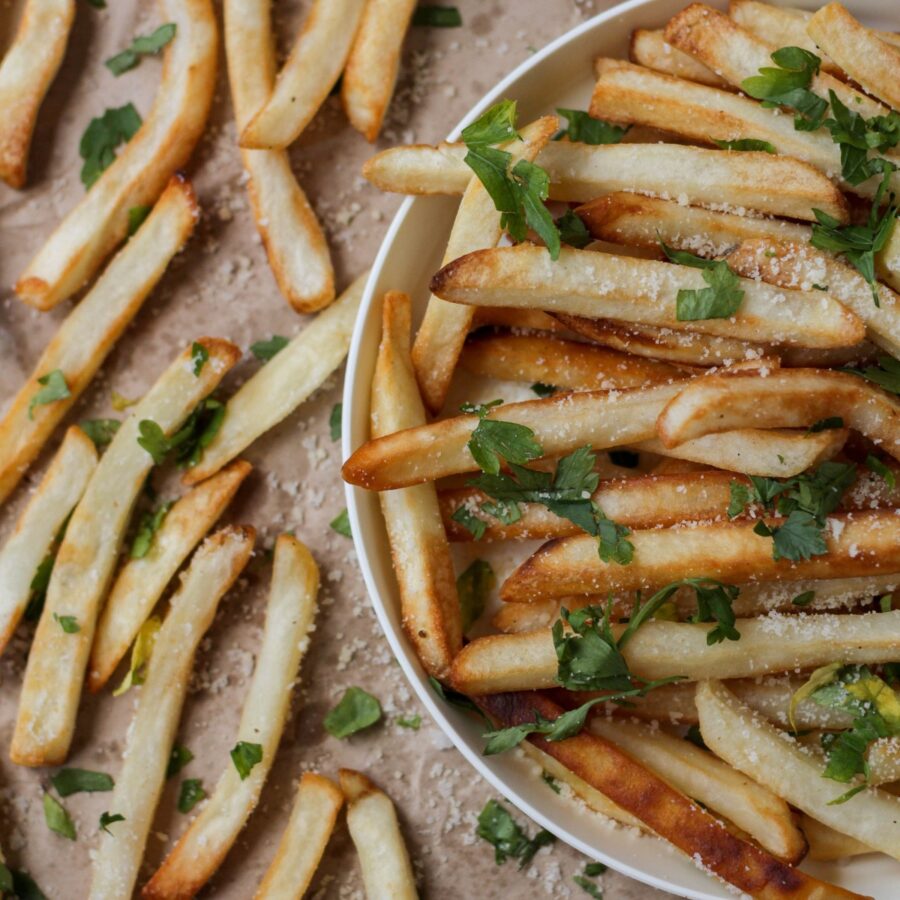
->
15, 0, 217, 310
629, 28, 728, 87
342, 0, 417, 141
0, 0, 74, 188
10, 338, 240, 767
802, 815, 874, 861
239, 0, 366, 149
88, 460, 252, 692
373, 292, 461, 678
0, 428, 97, 654
254, 773, 344, 899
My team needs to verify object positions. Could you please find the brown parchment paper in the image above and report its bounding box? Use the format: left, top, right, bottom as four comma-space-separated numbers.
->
0, 0, 673, 896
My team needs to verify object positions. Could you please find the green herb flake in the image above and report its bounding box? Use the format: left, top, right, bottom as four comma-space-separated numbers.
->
451, 504, 487, 540
556, 108, 628, 145
556, 209, 592, 249
462, 400, 542, 475
29, 370, 71, 420
530, 381, 557, 397
866, 453, 896, 489
476, 799, 555, 867
79, 103, 142, 188
573, 874, 604, 898
792, 590, 816, 607
324, 687, 382, 738
411, 5, 461, 27
808, 416, 844, 433
740, 46, 827, 131
250, 335, 289, 362
105, 23, 177, 76
541, 771, 561, 793
396, 714, 422, 730
330, 508, 352, 538
127, 205, 151, 236
130, 501, 173, 559
99, 811, 125, 834
43, 792, 76, 840
166, 744, 194, 778
457, 559, 495, 632
53, 613, 80, 634
330, 403, 343, 441
51, 768, 114, 797
846, 355, 900, 394
178, 778, 206, 813
230, 741, 263, 780
880, 594, 894, 613
80, 418, 120, 448
191, 342, 209, 376
713, 138, 777, 153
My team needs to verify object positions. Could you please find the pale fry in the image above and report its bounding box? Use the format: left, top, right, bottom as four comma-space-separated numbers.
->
362, 142, 470, 195
0, 178, 198, 506
88, 526, 254, 900
143, 534, 319, 898
696, 680, 900, 862
184, 273, 367, 484
412, 116, 558, 414
239, 0, 367, 149
254, 773, 344, 899
589, 59, 900, 200
224, 0, 334, 312
590, 717, 806, 862
866, 738, 900, 786
0, 428, 97, 654
630, 28, 728, 87
373, 292, 462, 678
339, 769, 418, 900
342, 0, 417, 141
15, 0, 217, 310
430, 244, 864, 348
0, 0, 73, 188
10, 338, 240, 767
451, 610, 900, 693
807, 4, 900, 113
88, 459, 252, 692
802, 815, 874, 861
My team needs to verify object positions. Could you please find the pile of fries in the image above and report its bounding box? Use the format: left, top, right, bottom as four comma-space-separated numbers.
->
346, 2, 900, 895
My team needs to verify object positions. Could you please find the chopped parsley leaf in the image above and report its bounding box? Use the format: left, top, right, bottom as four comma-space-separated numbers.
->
29, 370, 70, 420
411, 5, 461, 27
80, 418, 120, 448
330, 402, 343, 441
178, 778, 206, 813
105, 23, 176, 76
324, 687, 382, 738
330, 508, 352, 537
713, 138, 777, 153
79, 103, 142, 188
250, 334, 289, 362
51, 768, 114, 797
127, 205, 151, 236
130, 502, 173, 558
556, 209, 592, 249
99, 811, 125, 834
476, 799, 555, 867
191, 342, 209, 376
457, 558, 495, 632
555, 108, 628, 145
53, 613, 80, 634
230, 741, 263, 780
43, 792, 76, 840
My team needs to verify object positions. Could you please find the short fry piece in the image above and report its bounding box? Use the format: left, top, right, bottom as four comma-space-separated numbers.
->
239, 0, 366, 149
0, 427, 97, 654
0, 0, 74, 188
339, 769, 417, 900
630, 28, 728, 87
185, 273, 366, 484
696, 679, 900, 861
0, 177, 198, 506
254, 773, 344, 899
143, 534, 319, 898
10, 338, 240, 767
88, 526, 254, 900
88, 459, 252, 692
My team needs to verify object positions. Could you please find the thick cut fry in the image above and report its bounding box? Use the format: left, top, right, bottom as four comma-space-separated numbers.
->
15, 0, 216, 310
339, 770, 417, 900
459, 333, 681, 392
452, 609, 900, 694
10, 338, 240, 767
88, 460, 251, 692
807, 4, 900, 113
184, 273, 366, 484
224, 0, 333, 312
665, 4, 887, 119
373, 292, 462, 678
0, 428, 97, 654
143, 535, 319, 898
630, 28, 727, 87
239, 0, 366, 149
479, 692, 863, 899
412, 116, 558, 414
657, 369, 900, 459
342, 0, 417, 141
0, 178, 198, 506
590, 717, 806, 861
254, 773, 344, 899
802, 816, 874, 861
431, 245, 864, 348
0, 0, 73, 188
589, 59, 900, 200
697, 680, 900, 861
88, 526, 254, 900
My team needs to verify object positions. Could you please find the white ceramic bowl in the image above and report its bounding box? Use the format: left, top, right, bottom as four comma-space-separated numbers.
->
342, 2, 899, 896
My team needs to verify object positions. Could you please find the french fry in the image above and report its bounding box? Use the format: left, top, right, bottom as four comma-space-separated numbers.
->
0, 178, 198, 506
696, 679, 900, 861
238, 0, 367, 149
629, 28, 728, 87
877, 223, 900, 295
451, 609, 900, 694
143, 534, 319, 898
254, 773, 344, 899
665, 4, 888, 119
0, 427, 97, 654
372, 292, 461, 678
184, 273, 366, 485
589, 717, 807, 861
458, 333, 682, 392
430, 245, 864, 348
656, 369, 900, 459
801, 815, 874, 861
412, 116, 558, 414
10, 338, 240, 767
88, 526, 254, 900
0, 0, 74, 188
88, 459, 252, 692
342, 0, 417, 141
224, 0, 334, 312
15, 0, 216, 310
807, 4, 900, 114
339, 769, 418, 900
363, 140, 848, 220
589, 59, 900, 200
478, 692, 863, 899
